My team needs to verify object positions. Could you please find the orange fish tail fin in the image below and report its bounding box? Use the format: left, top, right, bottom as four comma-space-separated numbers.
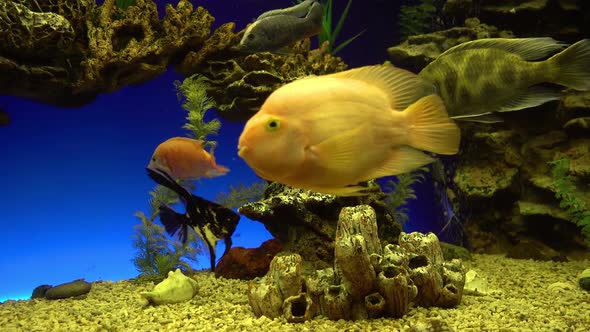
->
403, 94, 461, 155
206, 164, 230, 178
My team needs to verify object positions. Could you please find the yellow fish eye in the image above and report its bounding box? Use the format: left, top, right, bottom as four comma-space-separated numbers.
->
266, 118, 281, 132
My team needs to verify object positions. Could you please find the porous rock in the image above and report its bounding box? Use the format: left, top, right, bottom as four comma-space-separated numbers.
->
182, 39, 348, 122
0, 0, 213, 107
239, 183, 401, 270
247, 205, 466, 321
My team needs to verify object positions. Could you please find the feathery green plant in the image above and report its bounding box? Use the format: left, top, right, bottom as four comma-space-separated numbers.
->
548, 158, 590, 246
132, 184, 202, 278
216, 182, 268, 210
384, 167, 429, 225
116, 0, 136, 10
175, 74, 220, 148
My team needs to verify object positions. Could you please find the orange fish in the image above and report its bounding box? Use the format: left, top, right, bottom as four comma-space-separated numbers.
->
237, 65, 461, 196
148, 137, 229, 180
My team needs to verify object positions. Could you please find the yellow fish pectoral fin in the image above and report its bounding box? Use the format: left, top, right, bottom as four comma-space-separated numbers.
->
363, 146, 434, 180
308, 124, 368, 175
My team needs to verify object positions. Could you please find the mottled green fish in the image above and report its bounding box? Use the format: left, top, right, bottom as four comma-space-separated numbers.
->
419, 38, 590, 123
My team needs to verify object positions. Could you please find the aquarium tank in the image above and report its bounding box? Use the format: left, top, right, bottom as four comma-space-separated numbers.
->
1, 0, 589, 330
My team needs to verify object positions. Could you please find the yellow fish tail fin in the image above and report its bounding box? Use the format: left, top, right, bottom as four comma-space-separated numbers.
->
548, 39, 590, 91
403, 94, 461, 155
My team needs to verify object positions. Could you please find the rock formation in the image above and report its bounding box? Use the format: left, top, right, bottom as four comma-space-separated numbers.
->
247, 205, 465, 321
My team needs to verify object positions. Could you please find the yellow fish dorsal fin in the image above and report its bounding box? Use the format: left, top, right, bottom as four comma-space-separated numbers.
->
327, 64, 436, 111
439, 37, 567, 60
167, 137, 204, 145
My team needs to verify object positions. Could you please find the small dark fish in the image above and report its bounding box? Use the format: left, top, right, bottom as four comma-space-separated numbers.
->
146, 167, 239, 271
0, 109, 10, 126
238, 0, 323, 54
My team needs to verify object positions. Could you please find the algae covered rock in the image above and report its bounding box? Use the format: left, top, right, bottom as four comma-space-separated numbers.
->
388, 18, 513, 72
140, 269, 199, 305
0, 0, 214, 107
44, 279, 92, 300
0, 1, 76, 58
181, 39, 348, 122
239, 183, 400, 270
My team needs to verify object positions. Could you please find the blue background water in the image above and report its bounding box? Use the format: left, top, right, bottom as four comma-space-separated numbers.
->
0, 0, 442, 301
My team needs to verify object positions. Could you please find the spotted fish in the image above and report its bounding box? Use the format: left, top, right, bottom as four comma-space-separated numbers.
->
419, 38, 590, 123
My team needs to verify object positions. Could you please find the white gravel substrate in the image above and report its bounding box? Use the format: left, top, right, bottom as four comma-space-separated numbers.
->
1, 254, 589, 332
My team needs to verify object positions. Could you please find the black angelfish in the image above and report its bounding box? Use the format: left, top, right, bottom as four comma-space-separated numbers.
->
146, 167, 239, 271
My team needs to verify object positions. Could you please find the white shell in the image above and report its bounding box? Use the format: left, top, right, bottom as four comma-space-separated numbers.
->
140, 269, 199, 305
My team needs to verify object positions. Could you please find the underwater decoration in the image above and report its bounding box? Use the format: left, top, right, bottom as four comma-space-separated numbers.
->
0, 0, 214, 106
139, 269, 199, 305
248, 205, 465, 321
239, 182, 401, 269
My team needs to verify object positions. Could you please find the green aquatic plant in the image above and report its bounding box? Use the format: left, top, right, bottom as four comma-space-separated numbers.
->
215, 181, 268, 209
548, 158, 590, 246
295, 0, 364, 55
175, 74, 220, 148
116, 0, 136, 10
399, 0, 437, 40
384, 167, 429, 225
132, 185, 202, 278
319, 0, 364, 55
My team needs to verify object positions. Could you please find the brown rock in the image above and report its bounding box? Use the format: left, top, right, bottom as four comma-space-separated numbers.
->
506, 239, 568, 262
215, 239, 282, 280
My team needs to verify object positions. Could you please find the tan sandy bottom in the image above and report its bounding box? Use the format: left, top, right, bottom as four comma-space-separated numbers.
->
1, 254, 589, 332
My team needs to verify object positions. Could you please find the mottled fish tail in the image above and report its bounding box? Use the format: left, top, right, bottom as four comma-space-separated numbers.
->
404, 94, 461, 155
158, 205, 190, 244
548, 39, 590, 91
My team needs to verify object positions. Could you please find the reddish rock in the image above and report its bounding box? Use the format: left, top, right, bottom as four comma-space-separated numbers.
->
215, 239, 282, 280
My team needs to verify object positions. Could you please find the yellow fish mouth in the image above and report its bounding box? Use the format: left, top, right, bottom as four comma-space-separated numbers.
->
237, 145, 248, 158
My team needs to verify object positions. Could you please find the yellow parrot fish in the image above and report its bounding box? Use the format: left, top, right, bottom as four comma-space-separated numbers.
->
148, 137, 229, 181
237, 65, 461, 196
